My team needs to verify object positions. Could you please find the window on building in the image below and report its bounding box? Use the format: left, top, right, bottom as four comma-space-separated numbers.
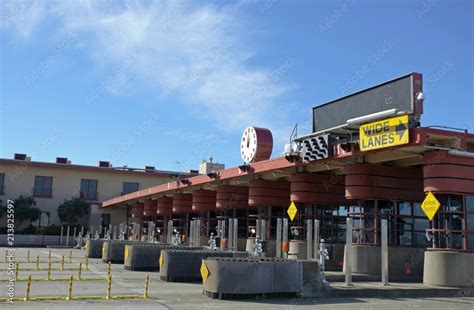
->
122, 182, 139, 195
466, 195, 474, 250
80, 179, 98, 200
394, 201, 429, 247
433, 195, 464, 250
33, 176, 53, 197
0, 173, 4, 195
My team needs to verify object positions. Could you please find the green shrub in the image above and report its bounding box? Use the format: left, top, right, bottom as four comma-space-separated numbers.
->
20, 224, 37, 235
58, 198, 90, 224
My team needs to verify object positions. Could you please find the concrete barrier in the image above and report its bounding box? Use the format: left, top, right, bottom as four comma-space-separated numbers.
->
349, 245, 425, 276
124, 244, 202, 271
202, 258, 321, 299
85, 240, 105, 258
288, 240, 307, 260
159, 250, 249, 282
102, 240, 147, 263
423, 251, 474, 287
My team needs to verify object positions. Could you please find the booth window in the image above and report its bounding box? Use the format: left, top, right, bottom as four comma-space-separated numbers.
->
347, 200, 428, 247
428, 194, 474, 251
467, 195, 474, 250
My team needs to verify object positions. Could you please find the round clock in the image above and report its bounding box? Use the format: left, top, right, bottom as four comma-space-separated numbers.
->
240, 126, 273, 163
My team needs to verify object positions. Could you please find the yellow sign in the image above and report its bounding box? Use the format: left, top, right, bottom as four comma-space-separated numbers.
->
200, 261, 209, 282
421, 191, 441, 221
287, 202, 298, 221
124, 247, 129, 260
359, 115, 409, 151
159, 254, 163, 268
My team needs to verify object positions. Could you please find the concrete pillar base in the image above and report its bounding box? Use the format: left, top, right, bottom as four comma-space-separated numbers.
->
288, 240, 307, 260
423, 251, 474, 287
350, 245, 424, 276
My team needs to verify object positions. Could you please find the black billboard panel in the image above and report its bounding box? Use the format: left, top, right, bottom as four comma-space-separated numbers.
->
312, 73, 423, 133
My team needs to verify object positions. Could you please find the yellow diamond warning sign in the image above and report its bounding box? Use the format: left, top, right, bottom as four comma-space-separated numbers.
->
421, 191, 441, 221
287, 202, 298, 221
200, 261, 209, 282
360, 115, 409, 151
124, 246, 129, 260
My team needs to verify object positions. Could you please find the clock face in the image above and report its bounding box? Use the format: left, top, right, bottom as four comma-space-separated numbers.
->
241, 126, 257, 163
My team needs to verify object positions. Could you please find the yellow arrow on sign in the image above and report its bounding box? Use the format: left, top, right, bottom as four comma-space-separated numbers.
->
287, 202, 298, 221
421, 191, 441, 221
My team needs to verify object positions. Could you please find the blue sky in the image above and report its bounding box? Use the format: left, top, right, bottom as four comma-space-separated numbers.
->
0, 0, 472, 172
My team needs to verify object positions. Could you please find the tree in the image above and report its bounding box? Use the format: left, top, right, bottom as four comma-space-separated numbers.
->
58, 198, 90, 224
13, 196, 40, 225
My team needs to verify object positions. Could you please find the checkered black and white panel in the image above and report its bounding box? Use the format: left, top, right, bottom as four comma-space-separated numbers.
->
300, 134, 329, 162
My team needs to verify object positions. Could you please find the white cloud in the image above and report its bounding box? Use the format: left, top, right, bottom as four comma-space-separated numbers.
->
1, 0, 297, 137
1, 0, 47, 39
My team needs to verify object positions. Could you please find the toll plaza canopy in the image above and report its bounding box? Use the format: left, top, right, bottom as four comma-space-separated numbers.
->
102, 127, 474, 208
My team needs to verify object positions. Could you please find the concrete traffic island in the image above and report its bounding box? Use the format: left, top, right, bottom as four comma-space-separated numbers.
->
85, 239, 105, 258
159, 249, 249, 282
124, 244, 203, 271
102, 240, 148, 264
423, 251, 474, 287
351, 245, 425, 276
202, 258, 322, 299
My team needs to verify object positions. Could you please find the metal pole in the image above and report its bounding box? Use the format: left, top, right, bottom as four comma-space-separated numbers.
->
306, 219, 313, 260
228, 218, 234, 251
24, 275, 32, 301
233, 218, 238, 251
196, 219, 201, 247
78, 262, 82, 280
256, 219, 261, 240
66, 274, 74, 300
189, 220, 194, 246
221, 220, 226, 250
381, 219, 389, 286
276, 218, 282, 258
345, 217, 353, 286
217, 220, 222, 239
60, 226, 64, 245
167, 220, 173, 244
144, 273, 149, 299
261, 220, 266, 241
73, 227, 77, 241
314, 220, 320, 261
66, 226, 70, 247
283, 218, 288, 259
106, 274, 112, 300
